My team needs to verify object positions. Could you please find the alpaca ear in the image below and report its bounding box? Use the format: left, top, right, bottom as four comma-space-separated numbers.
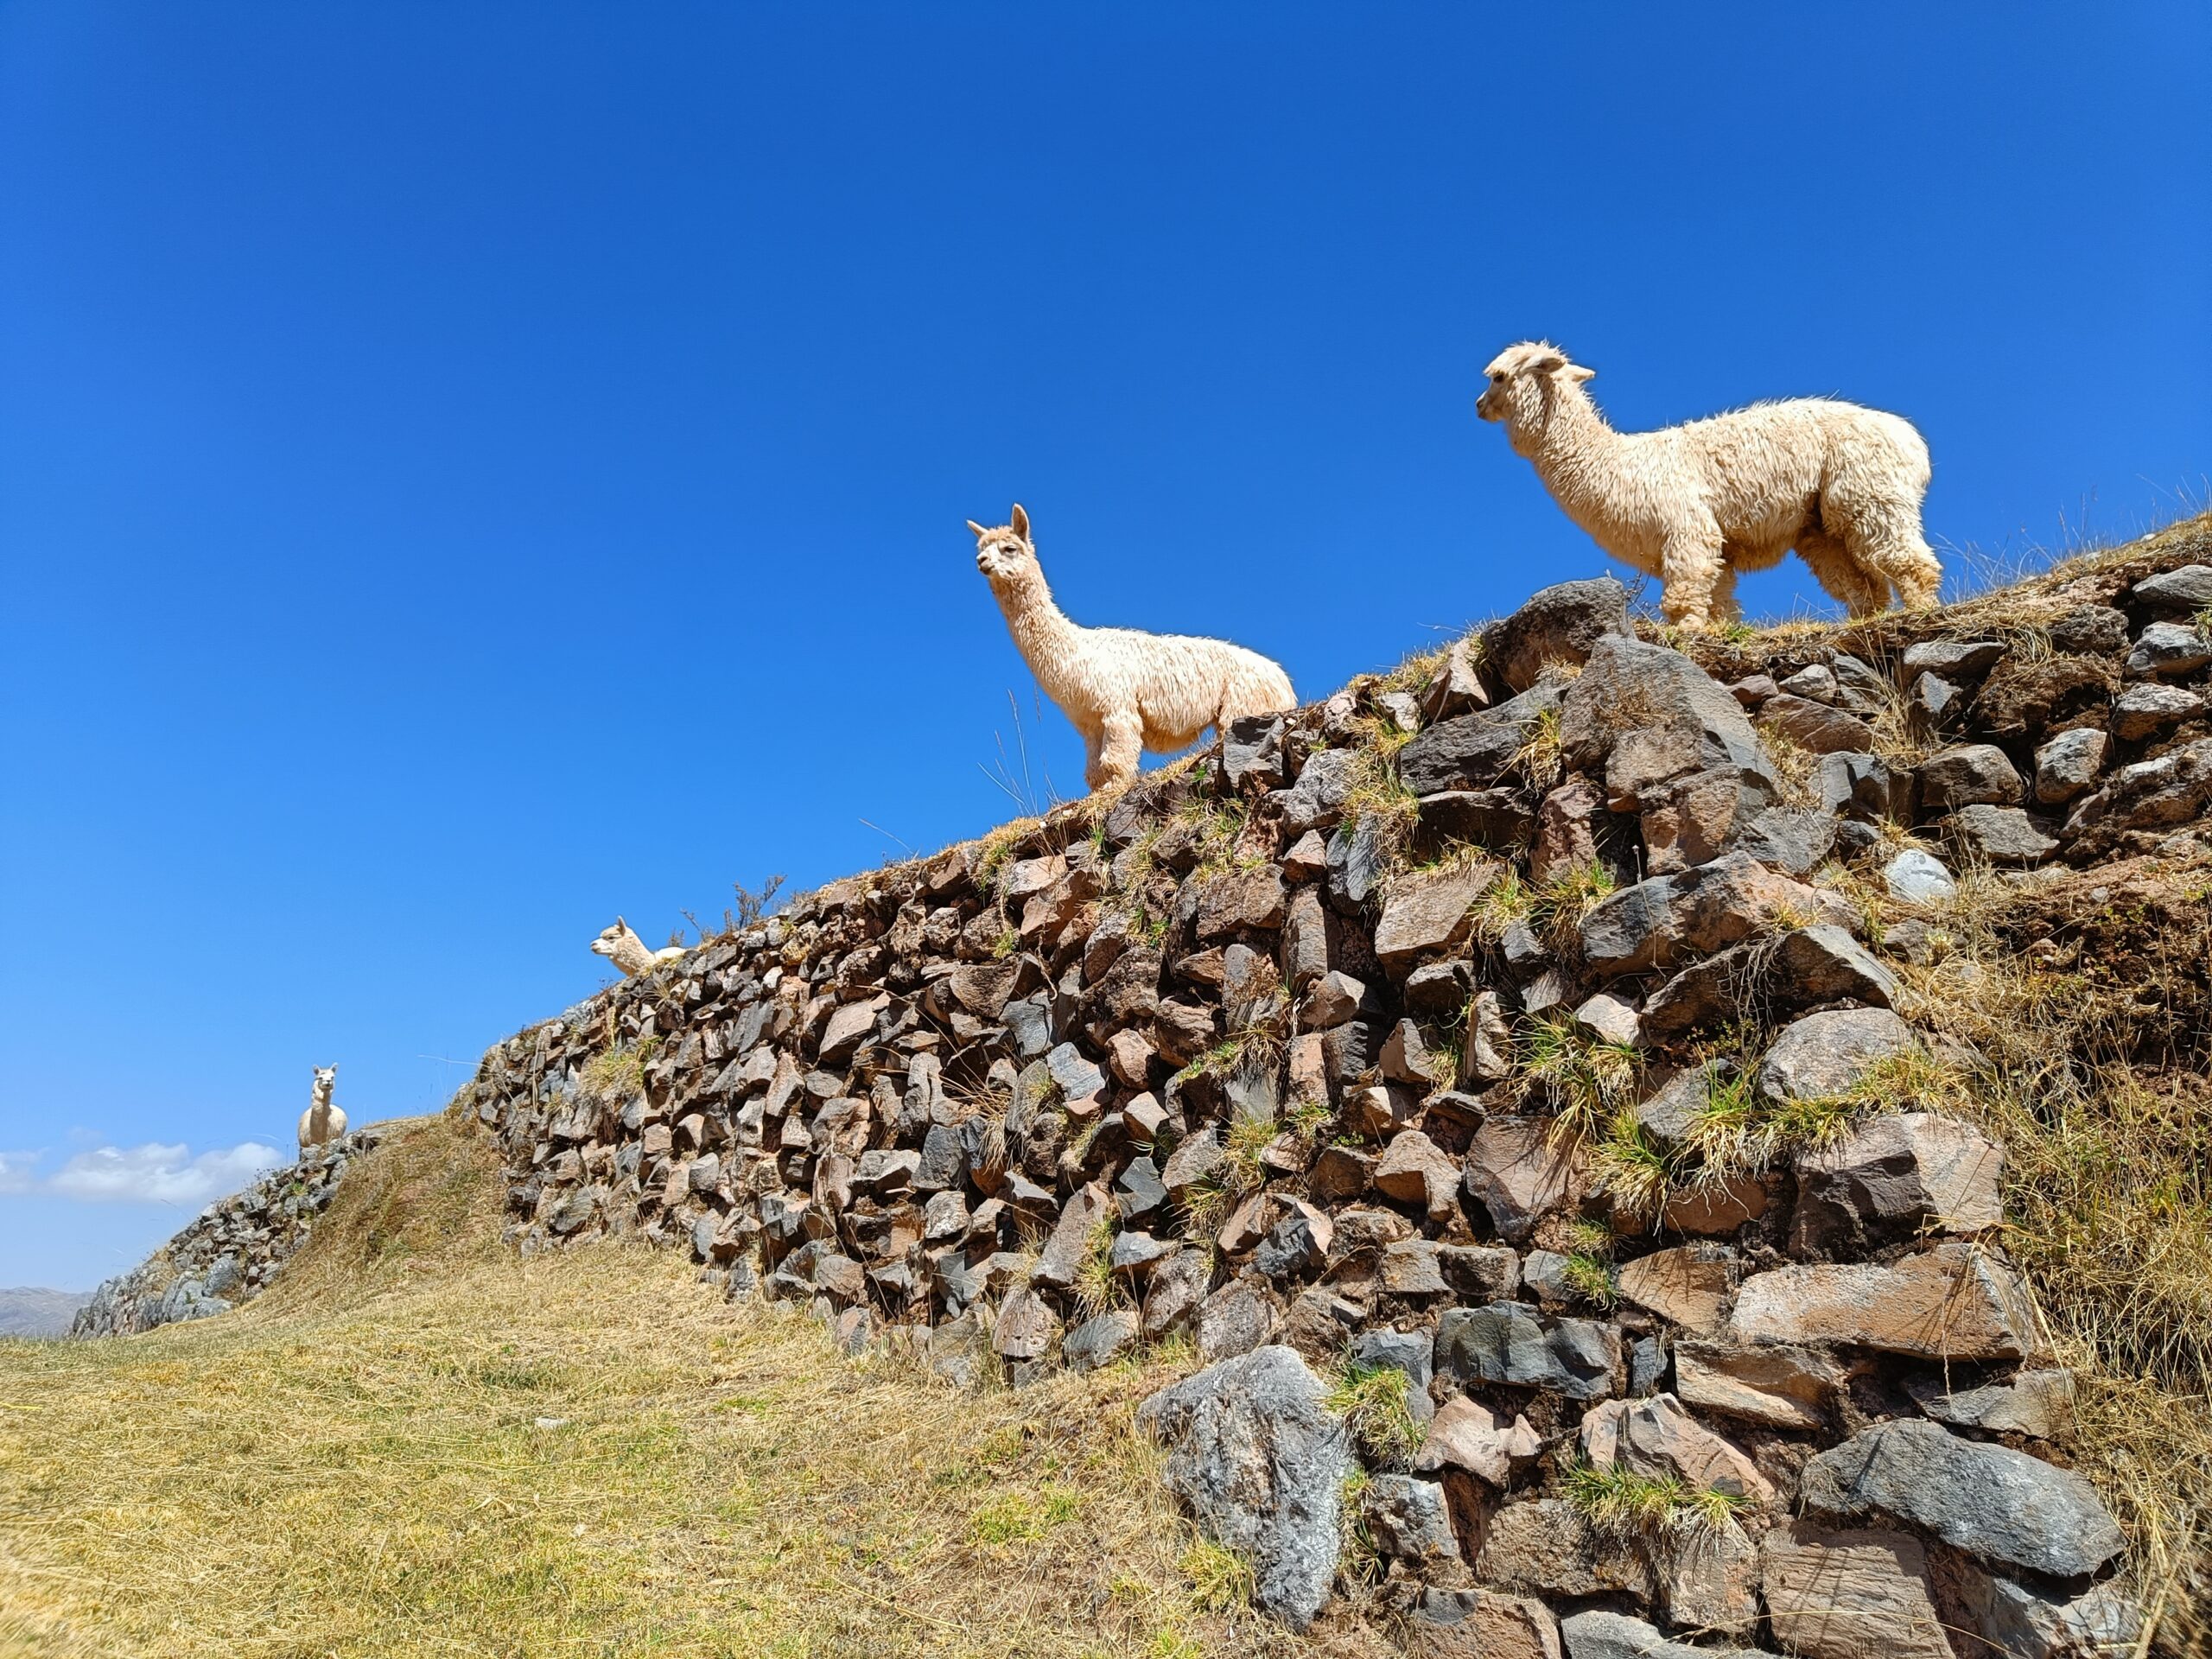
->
1527, 348, 1567, 375
1009, 504, 1030, 540
1565, 364, 1595, 383
966, 519, 988, 539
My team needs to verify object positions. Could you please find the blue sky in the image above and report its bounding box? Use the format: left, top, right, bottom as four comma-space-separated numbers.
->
3, 3, 2207, 1290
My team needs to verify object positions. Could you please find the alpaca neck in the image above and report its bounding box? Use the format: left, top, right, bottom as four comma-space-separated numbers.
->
992, 565, 1087, 705
1515, 384, 1628, 531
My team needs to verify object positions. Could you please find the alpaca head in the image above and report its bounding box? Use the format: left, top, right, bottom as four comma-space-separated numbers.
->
1478, 341, 1596, 440
312, 1066, 336, 1106
590, 918, 639, 962
966, 503, 1042, 593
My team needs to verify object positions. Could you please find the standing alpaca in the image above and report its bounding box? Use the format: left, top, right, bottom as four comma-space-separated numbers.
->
1476, 342, 1942, 630
969, 505, 1297, 792
591, 917, 686, 977
298, 1066, 346, 1152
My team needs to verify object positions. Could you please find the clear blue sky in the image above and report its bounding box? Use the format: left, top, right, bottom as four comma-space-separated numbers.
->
3, 3, 2207, 1290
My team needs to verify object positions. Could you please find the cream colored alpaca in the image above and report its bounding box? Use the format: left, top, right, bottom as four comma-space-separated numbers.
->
592, 917, 685, 977
298, 1065, 346, 1151
968, 505, 1296, 791
1476, 342, 1942, 629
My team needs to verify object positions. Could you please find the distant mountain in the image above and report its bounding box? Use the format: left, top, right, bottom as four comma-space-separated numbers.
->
0, 1287, 92, 1338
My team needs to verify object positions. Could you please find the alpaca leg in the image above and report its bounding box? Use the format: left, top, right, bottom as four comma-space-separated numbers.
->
1658, 524, 1726, 630
1708, 563, 1743, 624
1827, 493, 1942, 612
1082, 728, 1109, 791
1095, 711, 1143, 792
1796, 530, 1888, 618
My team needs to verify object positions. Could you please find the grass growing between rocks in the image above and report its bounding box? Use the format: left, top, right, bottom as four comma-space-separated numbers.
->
0, 1119, 1401, 1659
1562, 1461, 1747, 1535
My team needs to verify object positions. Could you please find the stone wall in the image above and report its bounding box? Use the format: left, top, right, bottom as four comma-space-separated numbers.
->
442, 530, 2212, 1653
70, 1130, 383, 1338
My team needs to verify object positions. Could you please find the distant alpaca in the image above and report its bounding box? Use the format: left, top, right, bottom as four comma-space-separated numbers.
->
1476, 342, 1942, 630
298, 1066, 346, 1151
592, 917, 686, 977
968, 505, 1297, 791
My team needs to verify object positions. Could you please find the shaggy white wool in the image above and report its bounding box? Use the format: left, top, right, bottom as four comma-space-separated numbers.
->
298, 1065, 347, 1151
591, 917, 685, 978
968, 504, 1297, 791
1477, 342, 1942, 629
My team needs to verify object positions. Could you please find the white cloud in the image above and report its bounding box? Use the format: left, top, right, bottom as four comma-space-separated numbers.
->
0, 1152, 37, 1194
47, 1141, 288, 1206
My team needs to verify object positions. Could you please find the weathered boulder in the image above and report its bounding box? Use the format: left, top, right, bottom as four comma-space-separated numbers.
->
1398, 682, 1566, 797
1905, 1366, 2075, 1440
1061, 1309, 1140, 1373
1415, 1394, 1540, 1485
1917, 745, 2024, 810
1580, 1392, 1770, 1507
1757, 1007, 1916, 1103
1948, 803, 2060, 868
1883, 846, 1958, 902
1945, 1563, 2143, 1659
1559, 636, 1780, 873
1673, 1339, 1842, 1430
1758, 1521, 1951, 1659
1374, 1129, 1463, 1222
1137, 1345, 1354, 1630
2132, 562, 2212, 612
2109, 682, 2203, 741
1462, 1118, 1579, 1243
1798, 1419, 2125, 1580
1581, 853, 1849, 978
2125, 619, 2212, 678
2033, 727, 2108, 804
1478, 1500, 1656, 1603
1433, 1302, 1618, 1400
1616, 1243, 1734, 1334
1374, 861, 1503, 973
1482, 577, 1633, 694
1791, 1111, 2004, 1255
1361, 1474, 1462, 1573
1728, 1244, 2043, 1360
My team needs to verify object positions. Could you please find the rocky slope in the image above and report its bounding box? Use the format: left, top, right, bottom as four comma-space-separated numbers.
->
70, 1129, 384, 1337
74, 516, 2212, 1656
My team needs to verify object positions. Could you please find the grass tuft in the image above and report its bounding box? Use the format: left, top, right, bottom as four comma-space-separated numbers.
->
1325, 1362, 1426, 1468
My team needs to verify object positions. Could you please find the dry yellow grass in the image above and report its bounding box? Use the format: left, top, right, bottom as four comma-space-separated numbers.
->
0, 1116, 1398, 1659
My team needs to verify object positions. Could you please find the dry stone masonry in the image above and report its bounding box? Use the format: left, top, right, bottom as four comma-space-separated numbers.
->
71, 1130, 382, 1337
413, 533, 2212, 1649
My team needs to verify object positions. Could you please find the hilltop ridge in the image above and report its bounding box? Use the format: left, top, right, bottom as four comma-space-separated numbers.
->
24, 512, 2212, 1658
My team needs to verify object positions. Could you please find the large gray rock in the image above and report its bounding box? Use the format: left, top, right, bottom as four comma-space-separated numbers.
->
1559, 636, 1779, 873
2131, 562, 2212, 612
1558, 1610, 1777, 1659
2033, 727, 2108, 804
1905, 1366, 2075, 1440
1798, 1419, 2124, 1580
1433, 1302, 1618, 1400
1917, 745, 2024, 810
1398, 680, 1566, 796
1948, 804, 2060, 868
1641, 923, 1896, 1045
1758, 1007, 1916, 1103
2109, 682, 2203, 741
1360, 1474, 1461, 1573
1882, 847, 1957, 902
1581, 852, 1849, 979
1137, 1344, 1353, 1630
1791, 1111, 2004, 1255
1481, 576, 1632, 693
1948, 1562, 2144, 1659
2126, 620, 2212, 678
1374, 861, 1502, 973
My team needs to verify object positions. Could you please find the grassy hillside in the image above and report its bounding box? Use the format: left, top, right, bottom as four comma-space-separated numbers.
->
0, 1114, 1395, 1659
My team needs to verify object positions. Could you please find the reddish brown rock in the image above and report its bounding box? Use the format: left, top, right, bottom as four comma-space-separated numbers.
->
1728, 1243, 2044, 1361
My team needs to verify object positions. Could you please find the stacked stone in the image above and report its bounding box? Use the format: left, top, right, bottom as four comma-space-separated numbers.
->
70, 1129, 381, 1337
458, 547, 2212, 1656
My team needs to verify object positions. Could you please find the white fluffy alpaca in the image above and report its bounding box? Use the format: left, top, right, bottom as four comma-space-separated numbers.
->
592, 917, 685, 977
298, 1065, 346, 1151
1476, 342, 1942, 629
969, 505, 1297, 791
